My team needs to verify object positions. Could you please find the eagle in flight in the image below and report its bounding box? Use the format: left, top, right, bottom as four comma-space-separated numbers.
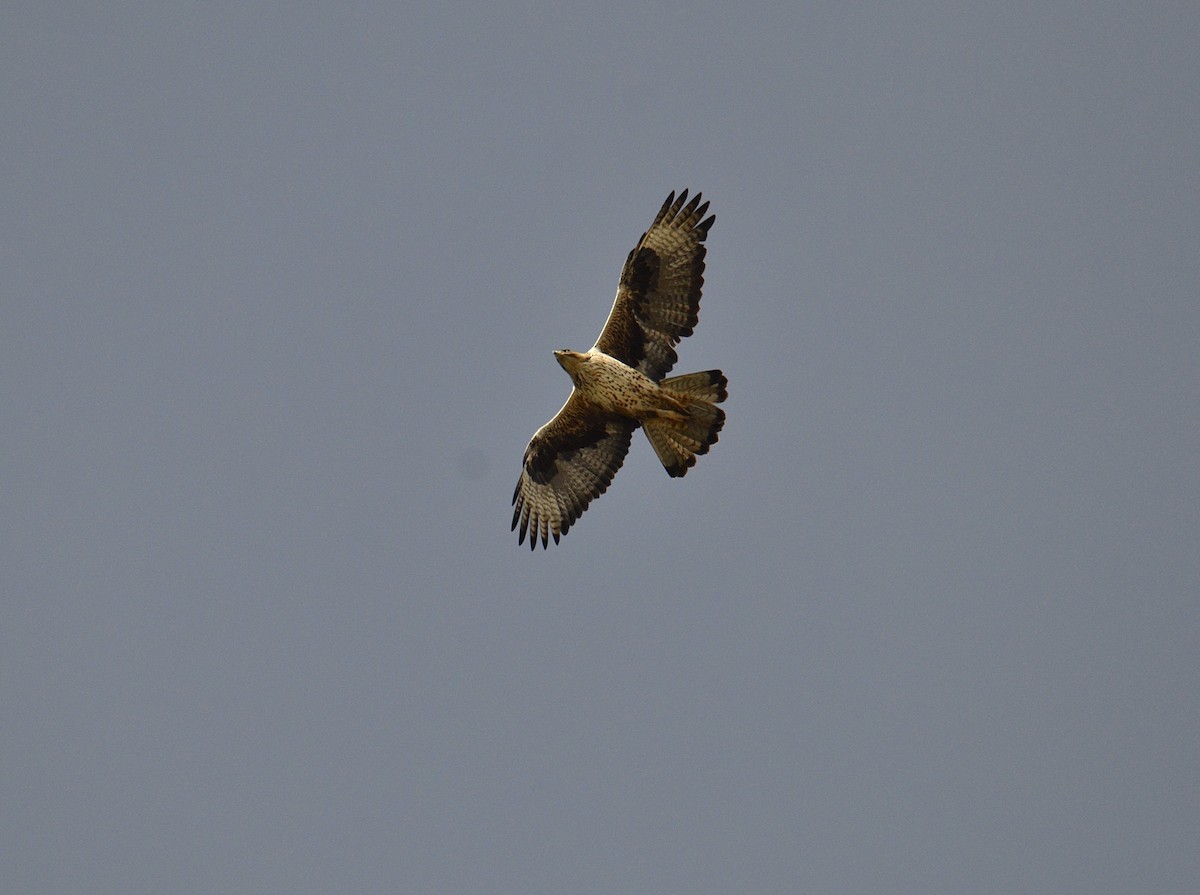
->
512, 190, 727, 548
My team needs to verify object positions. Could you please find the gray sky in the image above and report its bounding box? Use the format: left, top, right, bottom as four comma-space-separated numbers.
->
3, 2, 1197, 893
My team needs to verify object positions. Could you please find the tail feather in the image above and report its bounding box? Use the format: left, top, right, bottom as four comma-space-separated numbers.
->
643, 370, 727, 477
658, 369, 728, 404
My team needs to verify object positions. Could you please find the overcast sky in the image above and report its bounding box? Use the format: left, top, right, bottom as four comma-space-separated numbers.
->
3, 2, 1198, 893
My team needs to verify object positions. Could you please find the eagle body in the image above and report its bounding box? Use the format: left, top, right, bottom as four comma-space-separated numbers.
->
553, 349, 680, 419
512, 190, 727, 549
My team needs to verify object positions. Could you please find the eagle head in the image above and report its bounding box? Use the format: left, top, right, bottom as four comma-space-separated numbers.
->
553, 349, 587, 378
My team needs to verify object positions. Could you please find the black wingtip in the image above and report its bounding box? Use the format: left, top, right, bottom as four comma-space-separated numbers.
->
671, 190, 688, 217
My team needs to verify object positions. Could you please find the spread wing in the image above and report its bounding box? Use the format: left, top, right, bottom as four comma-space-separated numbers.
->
511, 392, 636, 549
592, 189, 715, 381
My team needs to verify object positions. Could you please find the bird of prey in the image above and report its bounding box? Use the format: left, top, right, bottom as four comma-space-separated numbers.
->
512, 190, 727, 549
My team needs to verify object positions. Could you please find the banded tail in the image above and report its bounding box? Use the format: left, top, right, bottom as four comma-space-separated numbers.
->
642, 370, 728, 477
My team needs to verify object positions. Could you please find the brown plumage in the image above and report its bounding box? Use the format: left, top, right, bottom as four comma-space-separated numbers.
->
512, 190, 727, 549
